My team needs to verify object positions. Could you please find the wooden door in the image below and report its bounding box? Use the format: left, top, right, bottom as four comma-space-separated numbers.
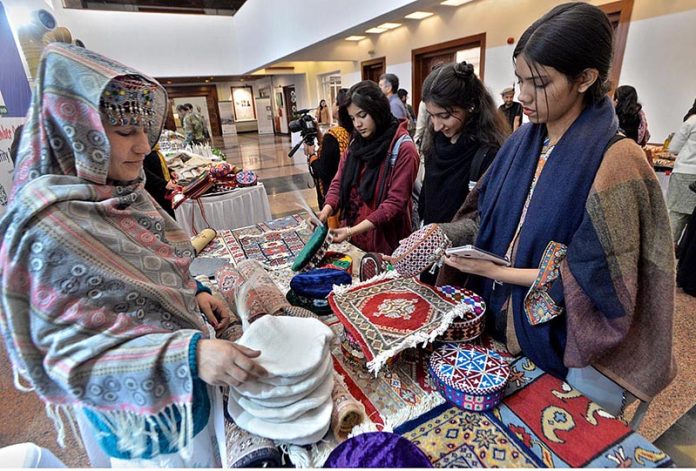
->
412, 33, 486, 107
361, 57, 386, 83
599, 0, 634, 91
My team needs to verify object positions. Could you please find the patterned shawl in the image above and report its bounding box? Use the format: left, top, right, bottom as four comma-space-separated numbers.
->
0, 44, 208, 455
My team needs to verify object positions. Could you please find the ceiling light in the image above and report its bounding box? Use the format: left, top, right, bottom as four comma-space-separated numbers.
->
365, 27, 387, 34
441, 0, 474, 5
405, 11, 434, 20
345, 35, 367, 41
377, 22, 401, 30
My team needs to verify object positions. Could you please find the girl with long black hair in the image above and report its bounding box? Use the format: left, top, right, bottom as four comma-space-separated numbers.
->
319, 80, 419, 253
418, 61, 508, 227
437, 2, 674, 416
614, 85, 650, 146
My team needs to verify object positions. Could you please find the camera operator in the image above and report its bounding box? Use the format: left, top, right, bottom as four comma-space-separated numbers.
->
304, 89, 350, 213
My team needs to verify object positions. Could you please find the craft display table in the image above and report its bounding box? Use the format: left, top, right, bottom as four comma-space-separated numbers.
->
174, 183, 272, 237
196, 213, 672, 468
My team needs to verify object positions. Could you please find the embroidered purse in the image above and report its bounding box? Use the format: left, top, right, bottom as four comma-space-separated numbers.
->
391, 224, 451, 278
436, 285, 486, 343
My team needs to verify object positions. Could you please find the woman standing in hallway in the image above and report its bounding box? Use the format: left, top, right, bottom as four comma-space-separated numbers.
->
667, 101, 696, 245
614, 85, 650, 146
319, 80, 419, 253
316, 99, 331, 125
0, 44, 266, 466
418, 61, 508, 227
438, 2, 674, 416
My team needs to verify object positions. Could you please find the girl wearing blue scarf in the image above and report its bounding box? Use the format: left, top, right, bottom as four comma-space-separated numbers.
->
438, 2, 675, 416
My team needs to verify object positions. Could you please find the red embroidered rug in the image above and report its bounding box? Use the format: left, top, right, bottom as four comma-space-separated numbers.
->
328, 274, 475, 373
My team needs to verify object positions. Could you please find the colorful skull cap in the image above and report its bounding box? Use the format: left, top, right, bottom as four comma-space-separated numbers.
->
323, 432, 432, 468
100, 75, 159, 127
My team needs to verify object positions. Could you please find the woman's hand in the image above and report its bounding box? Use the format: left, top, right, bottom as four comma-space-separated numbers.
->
317, 205, 333, 224
196, 292, 231, 333
331, 227, 351, 243
443, 255, 502, 279
443, 256, 539, 287
197, 339, 267, 387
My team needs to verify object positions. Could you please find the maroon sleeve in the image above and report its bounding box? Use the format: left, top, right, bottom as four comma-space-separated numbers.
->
323, 149, 349, 211
366, 140, 419, 227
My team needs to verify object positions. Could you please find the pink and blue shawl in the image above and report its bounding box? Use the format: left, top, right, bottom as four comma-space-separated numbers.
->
0, 43, 209, 458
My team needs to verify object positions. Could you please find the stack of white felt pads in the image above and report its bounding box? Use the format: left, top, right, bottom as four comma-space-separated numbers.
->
226, 314, 335, 445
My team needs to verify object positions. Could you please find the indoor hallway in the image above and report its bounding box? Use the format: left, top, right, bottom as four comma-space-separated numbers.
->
0, 132, 695, 467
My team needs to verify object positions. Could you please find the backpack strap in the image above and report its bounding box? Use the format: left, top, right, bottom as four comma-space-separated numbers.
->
606, 132, 627, 150
389, 134, 413, 167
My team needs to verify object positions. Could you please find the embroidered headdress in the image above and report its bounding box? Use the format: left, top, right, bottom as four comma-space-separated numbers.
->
99, 75, 159, 127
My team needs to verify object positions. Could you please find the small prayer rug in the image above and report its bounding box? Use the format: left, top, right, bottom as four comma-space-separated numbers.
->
328, 274, 475, 373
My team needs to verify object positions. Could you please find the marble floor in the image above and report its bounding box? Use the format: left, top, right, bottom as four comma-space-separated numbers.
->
0, 131, 694, 467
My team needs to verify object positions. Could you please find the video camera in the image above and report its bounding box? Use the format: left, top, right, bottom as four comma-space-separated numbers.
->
288, 109, 319, 158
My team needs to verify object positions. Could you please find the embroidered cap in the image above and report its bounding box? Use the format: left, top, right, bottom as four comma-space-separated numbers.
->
100, 75, 158, 127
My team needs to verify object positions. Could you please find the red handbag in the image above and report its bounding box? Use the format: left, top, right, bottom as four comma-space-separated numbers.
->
171, 171, 214, 209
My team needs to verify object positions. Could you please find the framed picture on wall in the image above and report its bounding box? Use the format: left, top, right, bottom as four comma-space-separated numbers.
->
232, 86, 256, 121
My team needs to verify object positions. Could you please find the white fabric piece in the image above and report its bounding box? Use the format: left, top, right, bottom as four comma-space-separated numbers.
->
227, 391, 334, 445
236, 316, 334, 379
232, 349, 331, 400
0, 443, 66, 468
229, 373, 334, 423
174, 183, 272, 237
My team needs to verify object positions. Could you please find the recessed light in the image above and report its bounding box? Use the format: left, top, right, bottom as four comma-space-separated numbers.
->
405, 11, 434, 20
345, 35, 367, 41
441, 0, 474, 5
365, 27, 387, 34
377, 22, 401, 30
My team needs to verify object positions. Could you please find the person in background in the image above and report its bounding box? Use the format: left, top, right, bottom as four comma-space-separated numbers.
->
378, 73, 409, 121
666, 99, 696, 246
614, 85, 650, 146
315, 99, 331, 125
397, 88, 417, 136
180, 103, 206, 146
498, 86, 523, 132
438, 2, 674, 416
306, 89, 351, 210
0, 43, 266, 466
319, 80, 419, 253
194, 104, 211, 141
143, 145, 176, 218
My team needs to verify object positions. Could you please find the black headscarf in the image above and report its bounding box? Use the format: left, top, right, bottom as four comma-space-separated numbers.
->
338, 119, 399, 213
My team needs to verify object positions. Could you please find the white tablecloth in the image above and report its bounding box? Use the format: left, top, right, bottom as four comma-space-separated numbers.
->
174, 183, 272, 237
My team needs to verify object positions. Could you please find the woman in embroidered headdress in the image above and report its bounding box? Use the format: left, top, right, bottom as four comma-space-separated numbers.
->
319, 80, 419, 253
0, 43, 267, 466
437, 2, 675, 416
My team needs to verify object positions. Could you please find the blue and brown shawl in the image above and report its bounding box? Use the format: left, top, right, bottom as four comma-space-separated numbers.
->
0, 43, 210, 458
440, 97, 675, 401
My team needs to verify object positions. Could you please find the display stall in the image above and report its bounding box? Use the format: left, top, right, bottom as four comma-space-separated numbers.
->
193, 213, 672, 468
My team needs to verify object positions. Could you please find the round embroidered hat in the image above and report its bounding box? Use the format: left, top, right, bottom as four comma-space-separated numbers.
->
292, 224, 333, 272
235, 315, 334, 379
290, 268, 352, 300
320, 251, 353, 274
235, 169, 258, 186
228, 368, 334, 423
227, 391, 333, 445
391, 224, 451, 278
435, 285, 486, 343
429, 343, 510, 412
286, 289, 334, 316
323, 432, 432, 468
232, 350, 332, 401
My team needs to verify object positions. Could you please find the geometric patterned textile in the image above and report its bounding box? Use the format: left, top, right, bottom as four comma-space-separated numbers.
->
429, 343, 510, 411
391, 224, 451, 278
395, 357, 673, 468
328, 275, 474, 373
436, 286, 486, 342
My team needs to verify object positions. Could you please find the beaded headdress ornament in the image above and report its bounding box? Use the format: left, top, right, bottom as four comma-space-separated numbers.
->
99, 75, 158, 127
